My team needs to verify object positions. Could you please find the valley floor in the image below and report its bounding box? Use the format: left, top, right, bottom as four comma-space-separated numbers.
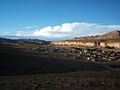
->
0, 71, 120, 90
0, 42, 120, 90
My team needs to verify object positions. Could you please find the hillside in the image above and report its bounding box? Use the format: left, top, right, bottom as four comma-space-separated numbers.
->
0, 42, 120, 89
74, 30, 120, 40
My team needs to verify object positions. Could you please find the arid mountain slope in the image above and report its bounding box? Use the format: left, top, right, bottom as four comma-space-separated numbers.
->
75, 30, 120, 40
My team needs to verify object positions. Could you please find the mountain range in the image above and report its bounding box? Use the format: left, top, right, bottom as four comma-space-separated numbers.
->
0, 37, 49, 44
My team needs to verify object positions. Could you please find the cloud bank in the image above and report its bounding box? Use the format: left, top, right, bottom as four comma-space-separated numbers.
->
32, 22, 120, 39
1, 22, 120, 40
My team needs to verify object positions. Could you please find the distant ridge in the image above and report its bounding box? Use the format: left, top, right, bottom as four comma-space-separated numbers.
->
74, 30, 120, 40
0, 37, 49, 44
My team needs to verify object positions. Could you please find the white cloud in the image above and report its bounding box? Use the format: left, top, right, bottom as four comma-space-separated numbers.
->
25, 26, 31, 29
25, 26, 37, 29
32, 22, 120, 39
1, 22, 120, 40
0, 31, 33, 37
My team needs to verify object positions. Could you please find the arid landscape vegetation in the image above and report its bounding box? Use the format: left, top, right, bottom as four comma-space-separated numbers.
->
0, 30, 120, 90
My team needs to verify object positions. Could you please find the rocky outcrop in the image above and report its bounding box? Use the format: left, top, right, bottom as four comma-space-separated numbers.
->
100, 41, 120, 48
51, 40, 95, 47
51, 40, 120, 48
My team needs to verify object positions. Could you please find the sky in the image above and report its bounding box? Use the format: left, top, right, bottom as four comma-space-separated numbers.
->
0, 0, 120, 40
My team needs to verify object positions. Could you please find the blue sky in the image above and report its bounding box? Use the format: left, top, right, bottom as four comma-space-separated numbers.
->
0, 0, 120, 40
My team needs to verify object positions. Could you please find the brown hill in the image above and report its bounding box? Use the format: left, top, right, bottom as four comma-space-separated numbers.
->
74, 30, 120, 40
102, 30, 120, 39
